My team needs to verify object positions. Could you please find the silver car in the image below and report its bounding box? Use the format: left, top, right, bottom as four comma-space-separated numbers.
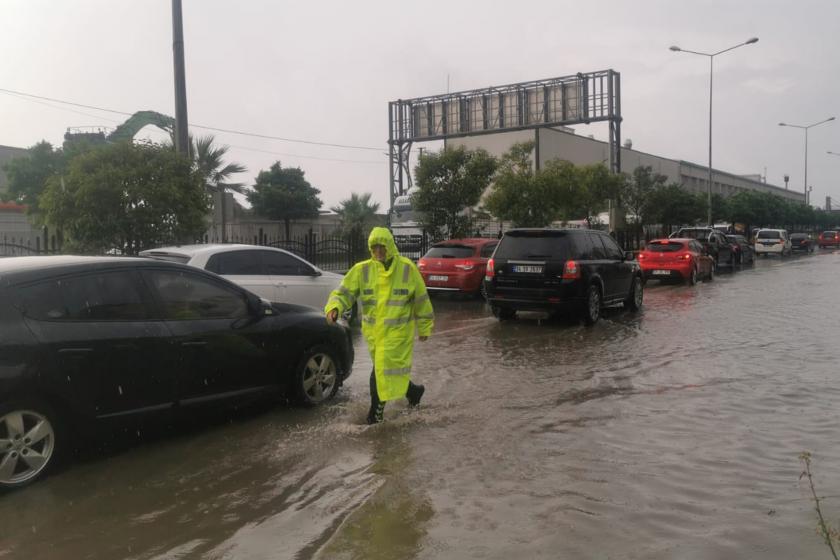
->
140, 244, 343, 310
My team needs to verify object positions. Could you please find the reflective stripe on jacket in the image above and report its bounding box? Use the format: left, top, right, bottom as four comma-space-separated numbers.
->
324, 227, 434, 401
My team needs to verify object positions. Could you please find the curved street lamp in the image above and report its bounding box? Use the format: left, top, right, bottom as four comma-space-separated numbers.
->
778, 117, 836, 205
670, 37, 759, 225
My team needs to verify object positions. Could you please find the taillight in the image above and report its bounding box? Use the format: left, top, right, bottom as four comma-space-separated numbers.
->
454, 260, 475, 271
677, 252, 692, 260
637, 252, 646, 260
485, 258, 495, 279
418, 259, 427, 269
562, 260, 581, 280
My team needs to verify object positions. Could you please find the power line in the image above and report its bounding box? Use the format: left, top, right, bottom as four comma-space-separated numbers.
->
0, 86, 384, 151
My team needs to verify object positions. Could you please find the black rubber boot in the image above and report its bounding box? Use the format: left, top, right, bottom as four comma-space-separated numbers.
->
366, 402, 385, 424
406, 382, 425, 407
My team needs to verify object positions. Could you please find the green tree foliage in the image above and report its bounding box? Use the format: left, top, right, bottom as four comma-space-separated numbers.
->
484, 142, 559, 227
247, 162, 322, 239
39, 142, 208, 255
621, 166, 668, 226
413, 146, 497, 239
190, 135, 246, 242
1, 141, 64, 212
647, 184, 705, 228
709, 193, 730, 224
559, 162, 624, 226
331, 192, 380, 241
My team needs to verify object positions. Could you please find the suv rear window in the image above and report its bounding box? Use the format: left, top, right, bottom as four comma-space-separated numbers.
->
822, 231, 837, 237
675, 229, 710, 240
645, 241, 684, 252
494, 231, 572, 260
757, 230, 781, 239
424, 245, 474, 258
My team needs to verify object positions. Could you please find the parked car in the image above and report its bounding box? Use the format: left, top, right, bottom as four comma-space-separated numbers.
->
638, 238, 715, 285
140, 244, 342, 310
483, 228, 643, 325
417, 238, 498, 296
790, 233, 815, 253
0, 256, 354, 489
725, 234, 756, 264
669, 227, 734, 267
754, 229, 792, 256
818, 230, 840, 248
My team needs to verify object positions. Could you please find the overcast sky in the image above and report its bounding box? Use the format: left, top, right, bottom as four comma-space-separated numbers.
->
2, 0, 838, 211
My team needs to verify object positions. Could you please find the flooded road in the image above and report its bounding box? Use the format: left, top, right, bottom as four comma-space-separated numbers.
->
3, 251, 840, 559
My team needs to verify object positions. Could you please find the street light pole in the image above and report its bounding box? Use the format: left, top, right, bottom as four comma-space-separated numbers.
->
779, 117, 835, 206
670, 37, 759, 226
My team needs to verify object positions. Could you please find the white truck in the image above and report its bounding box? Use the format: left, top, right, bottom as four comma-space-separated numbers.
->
390, 192, 425, 259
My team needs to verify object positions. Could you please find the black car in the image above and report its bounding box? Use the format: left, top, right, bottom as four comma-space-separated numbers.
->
789, 233, 815, 253
0, 256, 354, 489
483, 228, 643, 324
670, 227, 734, 267
725, 234, 756, 264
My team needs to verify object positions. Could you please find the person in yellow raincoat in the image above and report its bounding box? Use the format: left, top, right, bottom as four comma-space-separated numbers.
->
325, 227, 434, 424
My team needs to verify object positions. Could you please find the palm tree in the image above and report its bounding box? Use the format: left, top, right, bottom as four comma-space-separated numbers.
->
331, 192, 380, 248
191, 135, 246, 243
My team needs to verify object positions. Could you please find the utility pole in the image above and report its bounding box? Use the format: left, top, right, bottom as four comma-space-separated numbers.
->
172, 0, 189, 155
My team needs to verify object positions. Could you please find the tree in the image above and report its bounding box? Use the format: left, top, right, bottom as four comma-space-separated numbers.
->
484, 142, 558, 227
621, 166, 668, 227
413, 146, 497, 239
247, 162, 322, 239
39, 142, 208, 254
191, 135, 246, 242
1, 141, 64, 213
647, 184, 705, 229
331, 192, 380, 241
550, 161, 622, 227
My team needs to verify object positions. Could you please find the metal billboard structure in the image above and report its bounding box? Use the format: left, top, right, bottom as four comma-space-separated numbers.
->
387, 69, 622, 209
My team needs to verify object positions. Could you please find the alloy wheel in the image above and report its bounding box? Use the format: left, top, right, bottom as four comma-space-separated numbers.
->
301, 353, 338, 404
0, 409, 55, 487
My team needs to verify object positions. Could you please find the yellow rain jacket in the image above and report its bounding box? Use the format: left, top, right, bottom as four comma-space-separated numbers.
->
325, 227, 434, 401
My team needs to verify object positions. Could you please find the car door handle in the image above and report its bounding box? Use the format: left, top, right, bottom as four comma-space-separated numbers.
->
181, 341, 207, 347
58, 347, 93, 354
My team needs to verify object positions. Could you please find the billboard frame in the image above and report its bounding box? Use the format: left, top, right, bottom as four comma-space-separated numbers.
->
387, 69, 622, 210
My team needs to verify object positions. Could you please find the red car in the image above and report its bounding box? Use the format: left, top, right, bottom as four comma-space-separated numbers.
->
638, 238, 715, 285
418, 238, 498, 295
818, 230, 840, 248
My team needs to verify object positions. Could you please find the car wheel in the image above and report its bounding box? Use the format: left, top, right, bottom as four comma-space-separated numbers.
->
688, 266, 698, 286
582, 284, 601, 326
295, 344, 340, 406
0, 399, 61, 490
625, 276, 643, 312
491, 305, 515, 321
706, 262, 715, 282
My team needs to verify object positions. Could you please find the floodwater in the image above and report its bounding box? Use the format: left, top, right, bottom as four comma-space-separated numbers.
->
3, 250, 840, 559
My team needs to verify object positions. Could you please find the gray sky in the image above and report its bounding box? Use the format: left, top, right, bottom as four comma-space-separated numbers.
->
2, 0, 838, 211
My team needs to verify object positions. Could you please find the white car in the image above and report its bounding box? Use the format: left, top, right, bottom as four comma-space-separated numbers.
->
140, 244, 343, 310
754, 229, 791, 256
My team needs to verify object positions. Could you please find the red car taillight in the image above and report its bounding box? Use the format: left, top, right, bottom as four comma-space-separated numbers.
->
676, 252, 692, 260
637, 252, 646, 260
454, 260, 475, 271
418, 259, 427, 269
561, 260, 581, 280
485, 258, 495, 279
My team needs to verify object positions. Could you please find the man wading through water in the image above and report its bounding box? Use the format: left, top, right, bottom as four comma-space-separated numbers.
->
325, 227, 434, 424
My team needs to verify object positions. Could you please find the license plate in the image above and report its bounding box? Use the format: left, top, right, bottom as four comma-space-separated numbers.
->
652, 270, 670, 276
513, 265, 543, 273
429, 275, 448, 282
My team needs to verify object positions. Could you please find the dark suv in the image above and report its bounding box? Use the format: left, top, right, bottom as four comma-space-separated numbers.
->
670, 227, 734, 267
483, 228, 643, 324
0, 256, 354, 489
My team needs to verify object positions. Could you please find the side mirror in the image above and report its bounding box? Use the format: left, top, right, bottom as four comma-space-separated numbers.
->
247, 293, 274, 317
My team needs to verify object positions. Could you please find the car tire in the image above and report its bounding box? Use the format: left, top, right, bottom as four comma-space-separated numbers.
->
582, 284, 601, 326
0, 398, 62, 490
295, 344, 340, 406
625, 276, 643, 312
706, 262, 715, 282
491, 305, 515, 321
688, 266, 698, 286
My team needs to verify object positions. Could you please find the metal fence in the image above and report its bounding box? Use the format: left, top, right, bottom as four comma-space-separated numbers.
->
0, 232, 62, 257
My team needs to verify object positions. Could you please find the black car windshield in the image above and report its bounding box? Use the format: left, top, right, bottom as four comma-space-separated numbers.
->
677, 229, 710, 240
495, 231, 571, 260
646, 242, 684, 252
423, 246, 474, 258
